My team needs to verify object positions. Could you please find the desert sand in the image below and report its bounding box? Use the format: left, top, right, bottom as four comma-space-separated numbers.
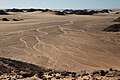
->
0, 12, 120, 72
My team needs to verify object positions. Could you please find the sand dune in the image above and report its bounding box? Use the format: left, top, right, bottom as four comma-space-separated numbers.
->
0, 12, 120, 72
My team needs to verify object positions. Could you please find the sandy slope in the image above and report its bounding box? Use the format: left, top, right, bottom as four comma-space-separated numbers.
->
0, 12, 120, 71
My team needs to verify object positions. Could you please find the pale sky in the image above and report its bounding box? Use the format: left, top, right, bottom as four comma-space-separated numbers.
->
0, 0, 120, 9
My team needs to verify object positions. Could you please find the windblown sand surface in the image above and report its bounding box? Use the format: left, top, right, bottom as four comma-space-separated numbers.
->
0, 12, 120, 71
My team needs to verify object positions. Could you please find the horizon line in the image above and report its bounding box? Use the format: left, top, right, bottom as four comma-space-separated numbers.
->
1, 8, 120, 10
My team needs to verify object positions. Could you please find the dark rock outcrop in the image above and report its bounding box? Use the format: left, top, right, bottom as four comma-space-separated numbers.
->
101, 9, 109, 13
63, 9, 74, 14
74, 10, 88, 15
0, 18, 23, 21
0, 65, 11, 75
115, 12, 120, 14
103, 24, 120, 32
6, 8, 24, 12
0, 57, 119, 80
1, 18, 9, 21
73, 10, 98, 15
12, 19, 20, 21
3, 8, 113, 16
100, 70, 108, 76
55, 11, 66, 15
26, 8, 37, 12
0, 57, 45, 77
0, 10, 8, 15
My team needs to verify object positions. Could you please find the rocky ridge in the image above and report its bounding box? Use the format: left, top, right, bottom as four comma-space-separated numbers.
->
0, 57, 119, 80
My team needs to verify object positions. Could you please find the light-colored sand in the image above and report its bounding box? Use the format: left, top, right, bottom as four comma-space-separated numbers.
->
0, 12, 120, 71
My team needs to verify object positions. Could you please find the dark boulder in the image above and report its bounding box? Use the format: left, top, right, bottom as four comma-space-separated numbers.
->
12, 19, 20, 21
101, 9, 109, 13
115, 12, 119, 14
103, 24, 120, 32
109, 68, 113, 71
2, 18, 10, 21
100, 70, 108, 76
55, 11, 66, 15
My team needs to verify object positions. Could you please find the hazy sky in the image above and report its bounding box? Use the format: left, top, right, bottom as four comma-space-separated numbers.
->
0, 0, 120, 9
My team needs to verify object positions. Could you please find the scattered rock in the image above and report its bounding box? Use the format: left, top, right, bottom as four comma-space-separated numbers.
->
0, 65, 11, 75
106, 72, 115, 77
41, 76, 47, 80
61, 71, 70, 77
72, 78, 76, 80
115, 71, 120, 76
80, 71, 89, 77
92, 77, 102, 80
106, 70, 120, 77
0, 57, 119, 80
47, 77, 52, 80
92, 70, 100, 77
55, 76, 61, 79
36, 71, 44, 79
92, 70, 108, 77
71, 72, 77, 78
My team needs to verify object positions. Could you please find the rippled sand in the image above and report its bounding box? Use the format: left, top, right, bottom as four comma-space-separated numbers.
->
0, 12, 120, 71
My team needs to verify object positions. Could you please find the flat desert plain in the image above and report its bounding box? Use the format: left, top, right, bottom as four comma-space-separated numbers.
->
0, 12, 120, 71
